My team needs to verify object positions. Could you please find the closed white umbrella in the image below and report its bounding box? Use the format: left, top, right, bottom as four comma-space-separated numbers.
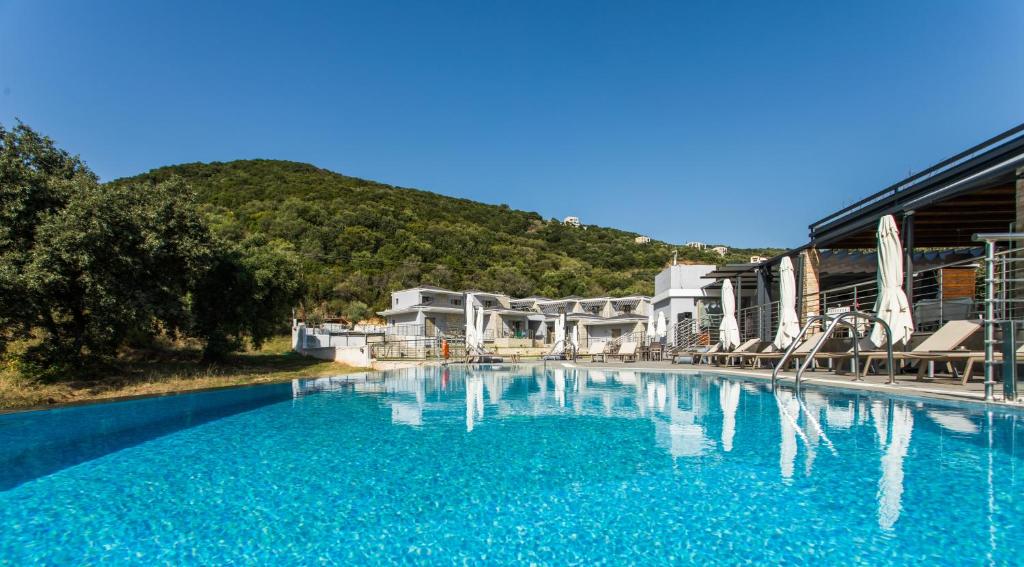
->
475, 305, 486, 350
871, 215, 914, 347
719, 279, 741, 350
465, 294, 476, 350
646, 310, 656, 344
570, 324, 580, 352
553, 315, 565, 354
656, 311, 668, 341
773, 256, 801, 350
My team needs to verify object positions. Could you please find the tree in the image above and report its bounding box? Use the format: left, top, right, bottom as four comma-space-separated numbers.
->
342, 301, 373, 324
191, 236, 304, 360
20, 178, 214, 369
0, 123, 96, 352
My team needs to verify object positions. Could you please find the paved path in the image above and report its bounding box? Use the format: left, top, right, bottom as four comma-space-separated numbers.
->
563, 360, 1023, 409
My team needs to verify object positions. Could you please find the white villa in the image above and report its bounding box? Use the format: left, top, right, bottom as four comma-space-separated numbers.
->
563, 216, 581, 227
634, 235, 651, 244
378, 287, 651, 347
650, 263, 718, 345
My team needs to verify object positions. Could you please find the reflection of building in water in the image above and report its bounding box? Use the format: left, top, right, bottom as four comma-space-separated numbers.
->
296, 365, 995, 535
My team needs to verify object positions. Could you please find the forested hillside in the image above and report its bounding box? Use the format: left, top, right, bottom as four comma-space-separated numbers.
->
115, 160, 782, 317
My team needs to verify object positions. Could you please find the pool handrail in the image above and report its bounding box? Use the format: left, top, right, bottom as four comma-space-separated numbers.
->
771, 311, 895, 387
795, 311, 895, 386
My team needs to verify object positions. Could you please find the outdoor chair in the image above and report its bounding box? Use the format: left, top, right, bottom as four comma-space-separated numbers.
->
707, 339, 761, 366
608, 342, 638, 363
834, 319, 982, 379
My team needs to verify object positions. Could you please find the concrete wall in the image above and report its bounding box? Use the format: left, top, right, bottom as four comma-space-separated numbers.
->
302, 345, 372, 367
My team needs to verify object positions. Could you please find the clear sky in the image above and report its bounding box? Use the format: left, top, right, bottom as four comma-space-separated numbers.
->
2, 1, 1022, 247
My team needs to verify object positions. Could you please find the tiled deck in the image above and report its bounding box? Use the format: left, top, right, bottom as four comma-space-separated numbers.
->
564, 360, 1022, 408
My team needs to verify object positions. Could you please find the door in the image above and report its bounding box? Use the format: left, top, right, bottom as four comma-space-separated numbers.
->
425, 317, 437, 337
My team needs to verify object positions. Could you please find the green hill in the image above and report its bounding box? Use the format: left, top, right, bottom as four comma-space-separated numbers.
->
113, 160, 782, 313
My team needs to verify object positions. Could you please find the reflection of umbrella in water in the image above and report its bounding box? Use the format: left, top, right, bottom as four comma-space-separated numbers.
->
552, 369, 566, 407
719, 380, 740, 452
878, 402, 914, 530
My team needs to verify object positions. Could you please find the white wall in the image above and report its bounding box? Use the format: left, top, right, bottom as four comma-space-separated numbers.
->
652, 264, 717, 345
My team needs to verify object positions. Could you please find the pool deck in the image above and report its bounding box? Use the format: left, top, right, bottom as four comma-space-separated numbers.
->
561, 360, 1023, 408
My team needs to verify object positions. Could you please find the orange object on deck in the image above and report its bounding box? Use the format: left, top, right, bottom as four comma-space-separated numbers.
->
441, 339, 450, 359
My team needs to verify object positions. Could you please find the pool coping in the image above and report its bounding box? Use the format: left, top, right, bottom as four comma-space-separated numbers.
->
556, 361, 1024, 415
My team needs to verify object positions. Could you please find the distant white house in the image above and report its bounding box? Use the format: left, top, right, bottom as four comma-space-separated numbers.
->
563, 216, 581, 227
634, 235, 651, 244
711, 246, 728, 256
685, 241, 706, 250
378, 287, 651, 346
651, 263, 718, 346
749, 255, 768, 264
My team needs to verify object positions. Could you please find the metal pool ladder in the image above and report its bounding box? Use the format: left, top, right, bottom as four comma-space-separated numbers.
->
771, 310, 895, 388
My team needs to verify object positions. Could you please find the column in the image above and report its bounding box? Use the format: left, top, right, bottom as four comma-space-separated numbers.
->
799, 247, 821, 331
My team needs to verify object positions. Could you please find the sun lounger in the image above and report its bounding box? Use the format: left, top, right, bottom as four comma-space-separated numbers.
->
838, 319, 982, 378
682, 343, 720, 365
745, 337, 819, 369
582, 341, 609, 362
608, 342, 638, 363
707, 339, 762, 366
910, 341, 1023, 384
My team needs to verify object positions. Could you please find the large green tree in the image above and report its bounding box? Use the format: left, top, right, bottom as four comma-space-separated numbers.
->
0, 123, 305, 373
20, 178, 214, 367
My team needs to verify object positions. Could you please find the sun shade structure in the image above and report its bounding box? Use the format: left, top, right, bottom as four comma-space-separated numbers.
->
719, 279, 741, 350
647, 310, 656, 344
773, 256, 801, 350
870, 215, 914, 347
656, 311, 667, 341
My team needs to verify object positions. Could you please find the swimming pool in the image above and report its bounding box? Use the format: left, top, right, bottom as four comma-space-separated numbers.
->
1, 366, 1022, 564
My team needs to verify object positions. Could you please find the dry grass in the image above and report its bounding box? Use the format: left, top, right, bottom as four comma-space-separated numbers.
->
0, 336, 366, 411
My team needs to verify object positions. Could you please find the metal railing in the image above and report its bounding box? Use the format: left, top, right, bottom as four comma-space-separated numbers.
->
802, 254, 984, 332
738, 301, 780, 342
772, 311, 894, 388
973, 233, 1024, 401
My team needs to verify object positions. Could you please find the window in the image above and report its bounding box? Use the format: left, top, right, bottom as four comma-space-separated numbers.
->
394, 298, 398, 306
589, 306, 601, 314
484, 300, 494, 307
451, 298, 462, 306
421, 296, 433, 305
621, 305, 633, 314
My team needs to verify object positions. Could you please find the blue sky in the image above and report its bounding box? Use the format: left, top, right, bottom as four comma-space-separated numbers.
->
2, 1, 1022, 247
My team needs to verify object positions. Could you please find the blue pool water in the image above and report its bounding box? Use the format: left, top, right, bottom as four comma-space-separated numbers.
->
1, 366, 1023, 565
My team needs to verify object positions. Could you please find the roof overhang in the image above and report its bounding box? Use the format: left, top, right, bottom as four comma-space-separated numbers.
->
809, 124, 1024, 249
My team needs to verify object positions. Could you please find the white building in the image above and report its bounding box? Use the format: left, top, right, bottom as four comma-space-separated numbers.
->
634, 235, 651, 244
378, 288, 651, 347
650, 263, 718, 345
749, 255, 767, 264
711, 246, 728, 256
563, 216, 581, 227
685, 241, 706, 250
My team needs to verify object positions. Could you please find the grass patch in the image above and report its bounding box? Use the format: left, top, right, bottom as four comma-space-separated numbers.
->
0, 336, 366, 411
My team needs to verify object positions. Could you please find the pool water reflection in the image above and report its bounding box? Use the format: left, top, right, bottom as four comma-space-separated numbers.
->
1, 365, 1023, 564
